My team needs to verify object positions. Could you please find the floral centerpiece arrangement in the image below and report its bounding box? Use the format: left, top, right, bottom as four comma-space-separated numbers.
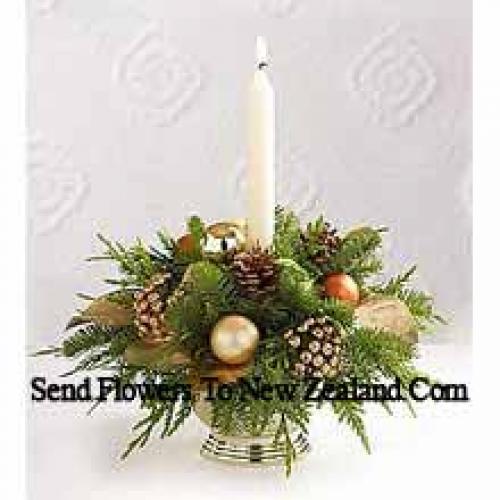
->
38, 208, 442, 474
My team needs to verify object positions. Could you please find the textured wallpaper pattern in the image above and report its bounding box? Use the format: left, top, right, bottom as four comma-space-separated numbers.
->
27, 0, 471, 343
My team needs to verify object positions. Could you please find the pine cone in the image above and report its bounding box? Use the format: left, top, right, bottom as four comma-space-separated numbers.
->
283, 316, 346, 378
231, 247, 278, 298
133, 272, 174, 344
301, 222, 340, 267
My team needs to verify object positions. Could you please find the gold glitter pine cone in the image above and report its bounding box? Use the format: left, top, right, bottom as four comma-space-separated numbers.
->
133, 272, 174, 344
231, 246, 278, 298
283, 316, 346, 378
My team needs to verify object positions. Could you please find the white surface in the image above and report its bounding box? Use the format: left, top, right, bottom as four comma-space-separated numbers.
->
27, 0, 471, 346
0, 3, 26, 499
28, 344, 473, 500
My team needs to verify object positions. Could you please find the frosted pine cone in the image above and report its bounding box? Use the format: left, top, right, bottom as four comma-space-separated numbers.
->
283, 316, 346, 378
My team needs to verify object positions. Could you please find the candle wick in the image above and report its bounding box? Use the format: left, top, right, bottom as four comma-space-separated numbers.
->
255, 36, 269, 71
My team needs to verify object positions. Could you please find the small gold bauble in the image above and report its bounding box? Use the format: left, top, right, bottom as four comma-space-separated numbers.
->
204, 220, 247, 253
176, 220, 247, 255
210, 315, 259, 365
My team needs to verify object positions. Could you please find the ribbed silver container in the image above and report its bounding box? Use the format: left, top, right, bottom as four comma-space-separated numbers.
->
193, 391, 310, 465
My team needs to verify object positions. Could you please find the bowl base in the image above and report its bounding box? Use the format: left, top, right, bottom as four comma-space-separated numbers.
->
200, 431, 310, 466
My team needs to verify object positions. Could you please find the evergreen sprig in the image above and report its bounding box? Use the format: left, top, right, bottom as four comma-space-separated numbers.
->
59, 323, 136, 376
121, 369, 192, 459
328, 226, 385, 284
165, 261, 237, 361
332, 399, 370, 453
274, 206, 302, 260
91, 233, 168, 288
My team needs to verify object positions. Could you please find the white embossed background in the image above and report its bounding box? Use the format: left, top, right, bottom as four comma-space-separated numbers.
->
27, 0, 471, 344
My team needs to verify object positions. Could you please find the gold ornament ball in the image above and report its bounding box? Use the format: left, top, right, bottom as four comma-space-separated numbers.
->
324, 273, 360, 305
210, 315, 260, 365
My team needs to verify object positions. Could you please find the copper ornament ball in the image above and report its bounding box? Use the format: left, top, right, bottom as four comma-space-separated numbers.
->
324, 273, 360, 305
176, 234, 196, 253
210, 315, 260, 365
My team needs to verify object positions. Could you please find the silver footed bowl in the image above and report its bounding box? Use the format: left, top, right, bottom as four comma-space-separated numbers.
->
193, 390, 310, 466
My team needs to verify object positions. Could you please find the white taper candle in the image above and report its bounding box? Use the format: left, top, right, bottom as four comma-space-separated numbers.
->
247, 36, 275, 249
